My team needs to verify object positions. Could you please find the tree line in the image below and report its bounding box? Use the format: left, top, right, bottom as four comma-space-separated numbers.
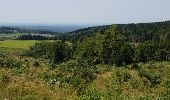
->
17, 35, 50, 40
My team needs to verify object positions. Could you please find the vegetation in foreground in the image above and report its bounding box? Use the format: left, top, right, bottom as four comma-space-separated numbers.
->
0, 52, 169, 99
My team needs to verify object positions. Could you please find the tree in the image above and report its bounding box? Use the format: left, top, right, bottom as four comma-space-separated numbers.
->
29, 41, 73, 65
74, 37, 97, 64
51, 41, 73, 64
75, 25, 134, 66
135, 41, 159, 62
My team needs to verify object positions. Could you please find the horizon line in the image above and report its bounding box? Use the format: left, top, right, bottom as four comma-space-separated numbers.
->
0, 20, 169, 26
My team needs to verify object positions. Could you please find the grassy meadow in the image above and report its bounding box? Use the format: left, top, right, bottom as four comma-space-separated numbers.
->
0, 40, 54, 49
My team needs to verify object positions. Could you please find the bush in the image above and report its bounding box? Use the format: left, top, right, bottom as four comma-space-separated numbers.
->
33, 61, 40, 67
0, 74, 10, 84
138, 69, 161, 86
80, 87, 101, 100
95, 64, 112, 74
130, 63, 140, 69
0, 52, 23, 68
116, 70, 131, 82
29, 41, 73, 65
57, 60, 97, 83
12, 66, 25, 76
164, 81, 170, 89
155, 49, 167, 61
138, 96, 152, 100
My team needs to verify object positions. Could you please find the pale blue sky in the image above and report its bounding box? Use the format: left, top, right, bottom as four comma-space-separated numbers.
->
0, 0, 169, 25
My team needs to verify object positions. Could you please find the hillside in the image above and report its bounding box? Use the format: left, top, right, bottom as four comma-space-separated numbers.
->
55, 21, 170, 42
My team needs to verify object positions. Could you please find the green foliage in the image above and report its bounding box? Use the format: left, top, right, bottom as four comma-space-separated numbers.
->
75, 25, 134, 66
138, 68, 161, 86
135, 41, 159, 62
0, 74, 10, 84
57, 60, 97, 83
164, 81, 170, 89
95, 64, 112, 74
95, 26, 125, 65
80, 87, 101, 100
130, 63, 140, 69
138, 96, 152, 100
136, 40, 170, 62
17, 94, 38, 100
29, 41, 73, 65
12, 66, 26, 76
155, 49, 167, 61
116, 70, 131, 82
74, 37, 97, 64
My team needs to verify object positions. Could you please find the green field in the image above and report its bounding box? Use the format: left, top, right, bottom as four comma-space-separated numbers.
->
0, 33, 54, 40
0, 40, 54, 49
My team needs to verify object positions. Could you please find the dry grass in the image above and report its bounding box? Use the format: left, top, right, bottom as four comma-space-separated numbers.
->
0, 65, 78, 100
89, 62, 170, 99
0, 54, 170, 100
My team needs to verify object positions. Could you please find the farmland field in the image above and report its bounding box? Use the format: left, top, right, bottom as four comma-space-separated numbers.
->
0, 40, 54, 49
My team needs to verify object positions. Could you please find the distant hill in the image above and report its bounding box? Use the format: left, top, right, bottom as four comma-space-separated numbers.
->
54, 21, 170, 43
13, 25, 87, 33
0, 24, 88, 33
0, 27, 59, 35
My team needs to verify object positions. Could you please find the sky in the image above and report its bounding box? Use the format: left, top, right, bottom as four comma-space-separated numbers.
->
0, 0, 170, 25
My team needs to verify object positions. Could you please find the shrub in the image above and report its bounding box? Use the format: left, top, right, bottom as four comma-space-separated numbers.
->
155, 49, 167, 61
116, 70, 131, 82
33, 61, 40, 67
57, 60, 97, 83
138, 69, 161, 86
95, 64, 112, 74
128, 78, 144, 89
70, 76, 86, 95
29, 41, 73, 65
80, 87, 101, 100
164, 81, 170, 89
130, 63, 140, 69
0, 52, 23, 68
12, 67, 25, 76
0, 74, 10, 84
138, 96, 152, 100
18, 94, 38, 100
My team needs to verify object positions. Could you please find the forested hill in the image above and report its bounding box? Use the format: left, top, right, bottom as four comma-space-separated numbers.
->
55, 21, 170, 43
0, 27, 58, 35
117, 21, 170, 43
54, 25, 111, 41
